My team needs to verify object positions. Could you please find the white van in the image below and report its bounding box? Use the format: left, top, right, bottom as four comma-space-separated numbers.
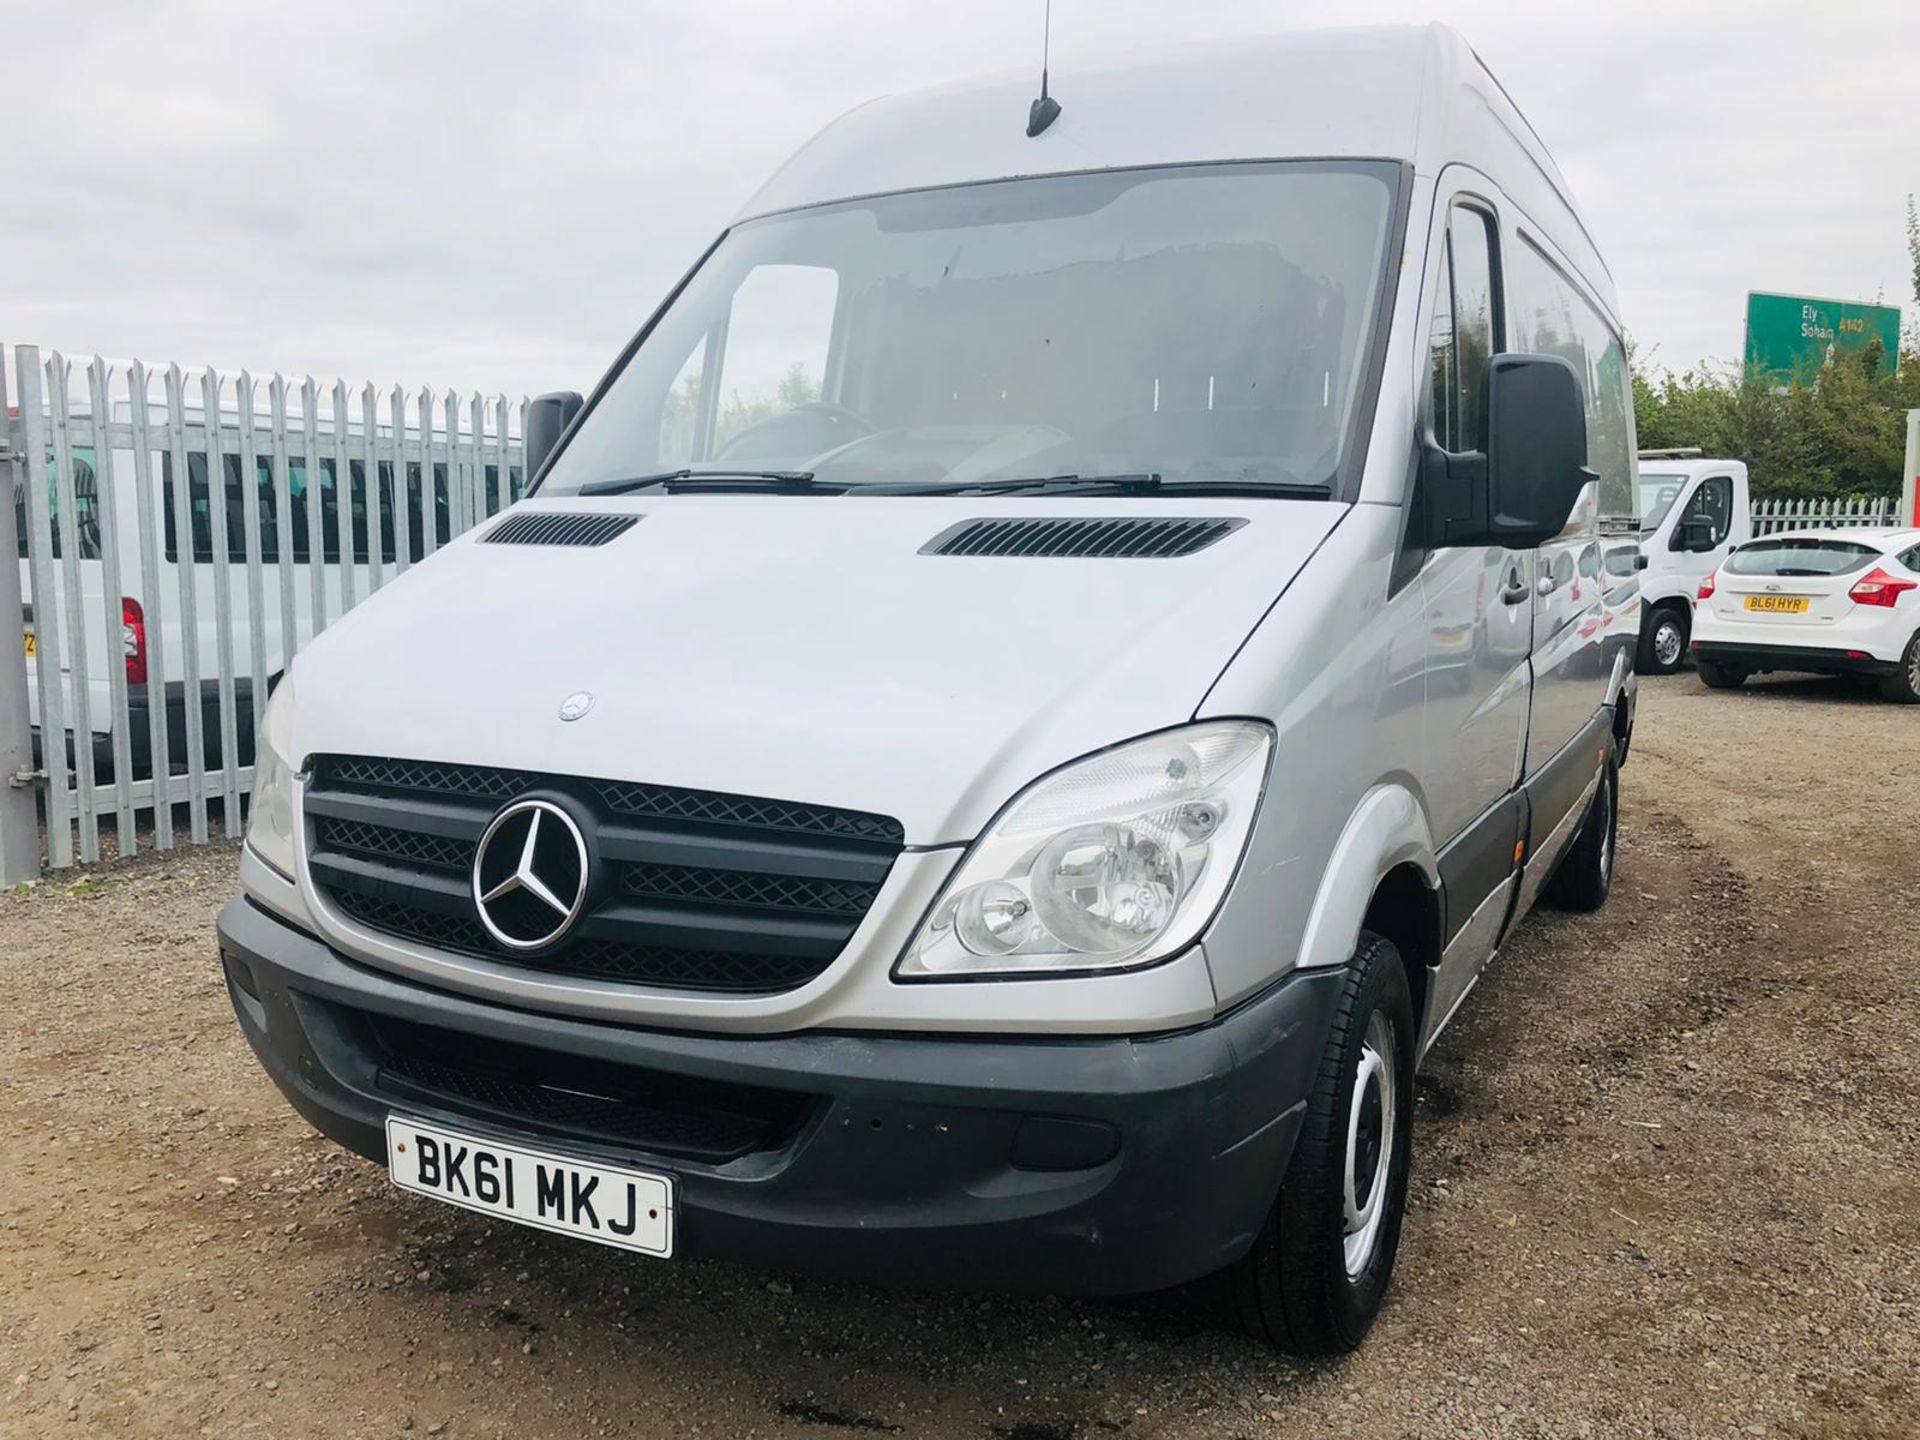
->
1633, 451, 1751, 672
14, 396, 508, 778
218, 26, 1641, 1352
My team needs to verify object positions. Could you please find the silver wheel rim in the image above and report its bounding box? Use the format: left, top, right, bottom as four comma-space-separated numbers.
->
1653, 621, 1683, 668
1343, 1010, 1397, 1279
1908, 641, 1920, 691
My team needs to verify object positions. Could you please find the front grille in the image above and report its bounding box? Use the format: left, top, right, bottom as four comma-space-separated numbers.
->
306, 755, 903, 994
362, 1013, 815, 1162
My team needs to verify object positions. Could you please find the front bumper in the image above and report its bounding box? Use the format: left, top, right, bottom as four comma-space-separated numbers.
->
217, 895, 1344, 1296
1691, 639, 1900, 677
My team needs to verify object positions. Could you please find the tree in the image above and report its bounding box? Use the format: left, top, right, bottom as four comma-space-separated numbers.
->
1908, 194, 1920, 309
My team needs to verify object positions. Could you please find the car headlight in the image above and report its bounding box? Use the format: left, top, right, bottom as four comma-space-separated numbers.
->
897, 721, 1273, 979
246, 677, 298, 880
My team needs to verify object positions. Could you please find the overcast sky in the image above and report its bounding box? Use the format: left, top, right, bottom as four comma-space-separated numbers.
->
4, 0, 1916, 401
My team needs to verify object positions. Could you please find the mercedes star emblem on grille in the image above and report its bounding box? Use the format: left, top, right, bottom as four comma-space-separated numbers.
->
471, 799, 590, 951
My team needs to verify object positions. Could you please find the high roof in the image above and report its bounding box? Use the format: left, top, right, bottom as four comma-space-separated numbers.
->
734, 24, 1613, 317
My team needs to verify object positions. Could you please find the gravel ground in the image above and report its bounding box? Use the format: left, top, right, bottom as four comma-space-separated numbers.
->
2, 675, 1916, 1439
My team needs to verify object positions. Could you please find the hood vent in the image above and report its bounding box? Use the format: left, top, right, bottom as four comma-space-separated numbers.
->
484, 512, 639, 547
924, 516, 1246, 559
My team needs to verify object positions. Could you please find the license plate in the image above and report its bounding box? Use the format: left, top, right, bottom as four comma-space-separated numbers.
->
1744, 595, 1809, 613
385, 1117, 674, 1257
22, 628, 34, 658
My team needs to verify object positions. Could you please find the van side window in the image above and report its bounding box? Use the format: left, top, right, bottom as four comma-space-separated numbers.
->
1676, 475, 1734, 548
13, 449, 101, 561
157, 453, 510, 567
1507, 236, 1635, 522
1426, 205, 1498, 454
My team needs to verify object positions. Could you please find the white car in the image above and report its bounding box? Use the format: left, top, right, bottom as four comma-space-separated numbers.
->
1691, 528, 1920, 701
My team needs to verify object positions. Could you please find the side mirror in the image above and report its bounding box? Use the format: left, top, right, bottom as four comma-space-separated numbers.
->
1485, 354, 1593, 547
1425, 353, 1593, 550
525, 391, 584, 483
1672, 517, 1716, 552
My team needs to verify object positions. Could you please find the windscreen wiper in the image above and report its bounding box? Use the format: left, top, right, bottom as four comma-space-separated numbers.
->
861, 472, 1162, 496
861, 472, 1334, 499
577, 469, 831, 496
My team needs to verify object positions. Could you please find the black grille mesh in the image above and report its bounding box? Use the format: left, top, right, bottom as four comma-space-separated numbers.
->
366, 1015, 813, 1161
594, 780, 906, 844
618, 862, 879, 917
317, 755, 904, 845
317, 816, 474, 872
926, 516, 1245, 559
330, 891, 833, 993
320, 755, 531, 801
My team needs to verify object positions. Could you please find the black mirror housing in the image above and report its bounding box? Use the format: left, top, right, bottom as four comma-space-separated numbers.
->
526, 391, 584, 484
1485, 353, 1593, 547
1672, 517, 1715, 552
1424, 353, 1593, 552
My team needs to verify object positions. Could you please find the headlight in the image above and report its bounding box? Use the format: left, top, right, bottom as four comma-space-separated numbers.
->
246, 676, 298, 880
897, 721, 1273, 979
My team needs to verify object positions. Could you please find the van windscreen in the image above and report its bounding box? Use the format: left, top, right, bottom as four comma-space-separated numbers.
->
538, 161, 1399, 499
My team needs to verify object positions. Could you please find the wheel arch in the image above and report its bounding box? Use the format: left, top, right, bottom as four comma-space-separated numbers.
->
1359, 864, 1438, 1040
1293, 784, 1440, 1030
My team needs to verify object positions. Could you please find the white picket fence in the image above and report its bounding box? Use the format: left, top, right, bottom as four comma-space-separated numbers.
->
1749, 496, 1899, 536
0, 343, 529, 876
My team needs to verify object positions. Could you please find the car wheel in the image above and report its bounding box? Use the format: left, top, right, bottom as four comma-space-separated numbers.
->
1697, 659, 1748, 690
1545, 747, 1618, 913
1219, 933, 1415, 1354
1878, 632, 1920, 704
1638, 607, 1688, 675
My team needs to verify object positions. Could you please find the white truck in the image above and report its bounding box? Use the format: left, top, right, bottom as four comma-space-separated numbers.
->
1634, 450, 1750, 673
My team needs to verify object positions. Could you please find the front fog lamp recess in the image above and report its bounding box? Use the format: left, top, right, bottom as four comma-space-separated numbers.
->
898, 721, 1273, 979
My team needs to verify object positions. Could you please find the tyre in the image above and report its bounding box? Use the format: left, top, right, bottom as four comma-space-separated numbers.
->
1544, 747, 1617, 913
1697, 659, 1747, 690
1637, 606, 1688, 675
1877, 633, 1920, 704
1220, 933, 1415, 1354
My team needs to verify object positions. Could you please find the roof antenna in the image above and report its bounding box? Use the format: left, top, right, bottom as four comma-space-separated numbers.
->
1026, 0, 1062, 137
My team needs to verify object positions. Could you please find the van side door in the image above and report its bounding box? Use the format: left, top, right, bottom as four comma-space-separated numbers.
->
1668, 471, 1737, 590
1504, 232, 1635, 836
1417, 194, 1532, 1032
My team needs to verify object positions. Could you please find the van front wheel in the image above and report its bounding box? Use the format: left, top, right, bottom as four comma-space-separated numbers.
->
1220, 933, 1415, 1354
1638, 606, 1688, 674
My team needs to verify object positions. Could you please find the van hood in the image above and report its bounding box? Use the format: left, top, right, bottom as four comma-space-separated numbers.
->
289, 497, 1343, 843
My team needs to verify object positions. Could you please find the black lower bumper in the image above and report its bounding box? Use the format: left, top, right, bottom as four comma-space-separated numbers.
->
1691, 640, 1898, 677
216, 896, 1344, 1297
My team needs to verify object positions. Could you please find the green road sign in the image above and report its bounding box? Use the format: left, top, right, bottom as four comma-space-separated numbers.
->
1746, 292, 1901, 379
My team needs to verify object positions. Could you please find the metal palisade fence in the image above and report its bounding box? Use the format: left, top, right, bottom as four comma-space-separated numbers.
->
1750, 496, 1899, 535
0, 343, 528, 880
